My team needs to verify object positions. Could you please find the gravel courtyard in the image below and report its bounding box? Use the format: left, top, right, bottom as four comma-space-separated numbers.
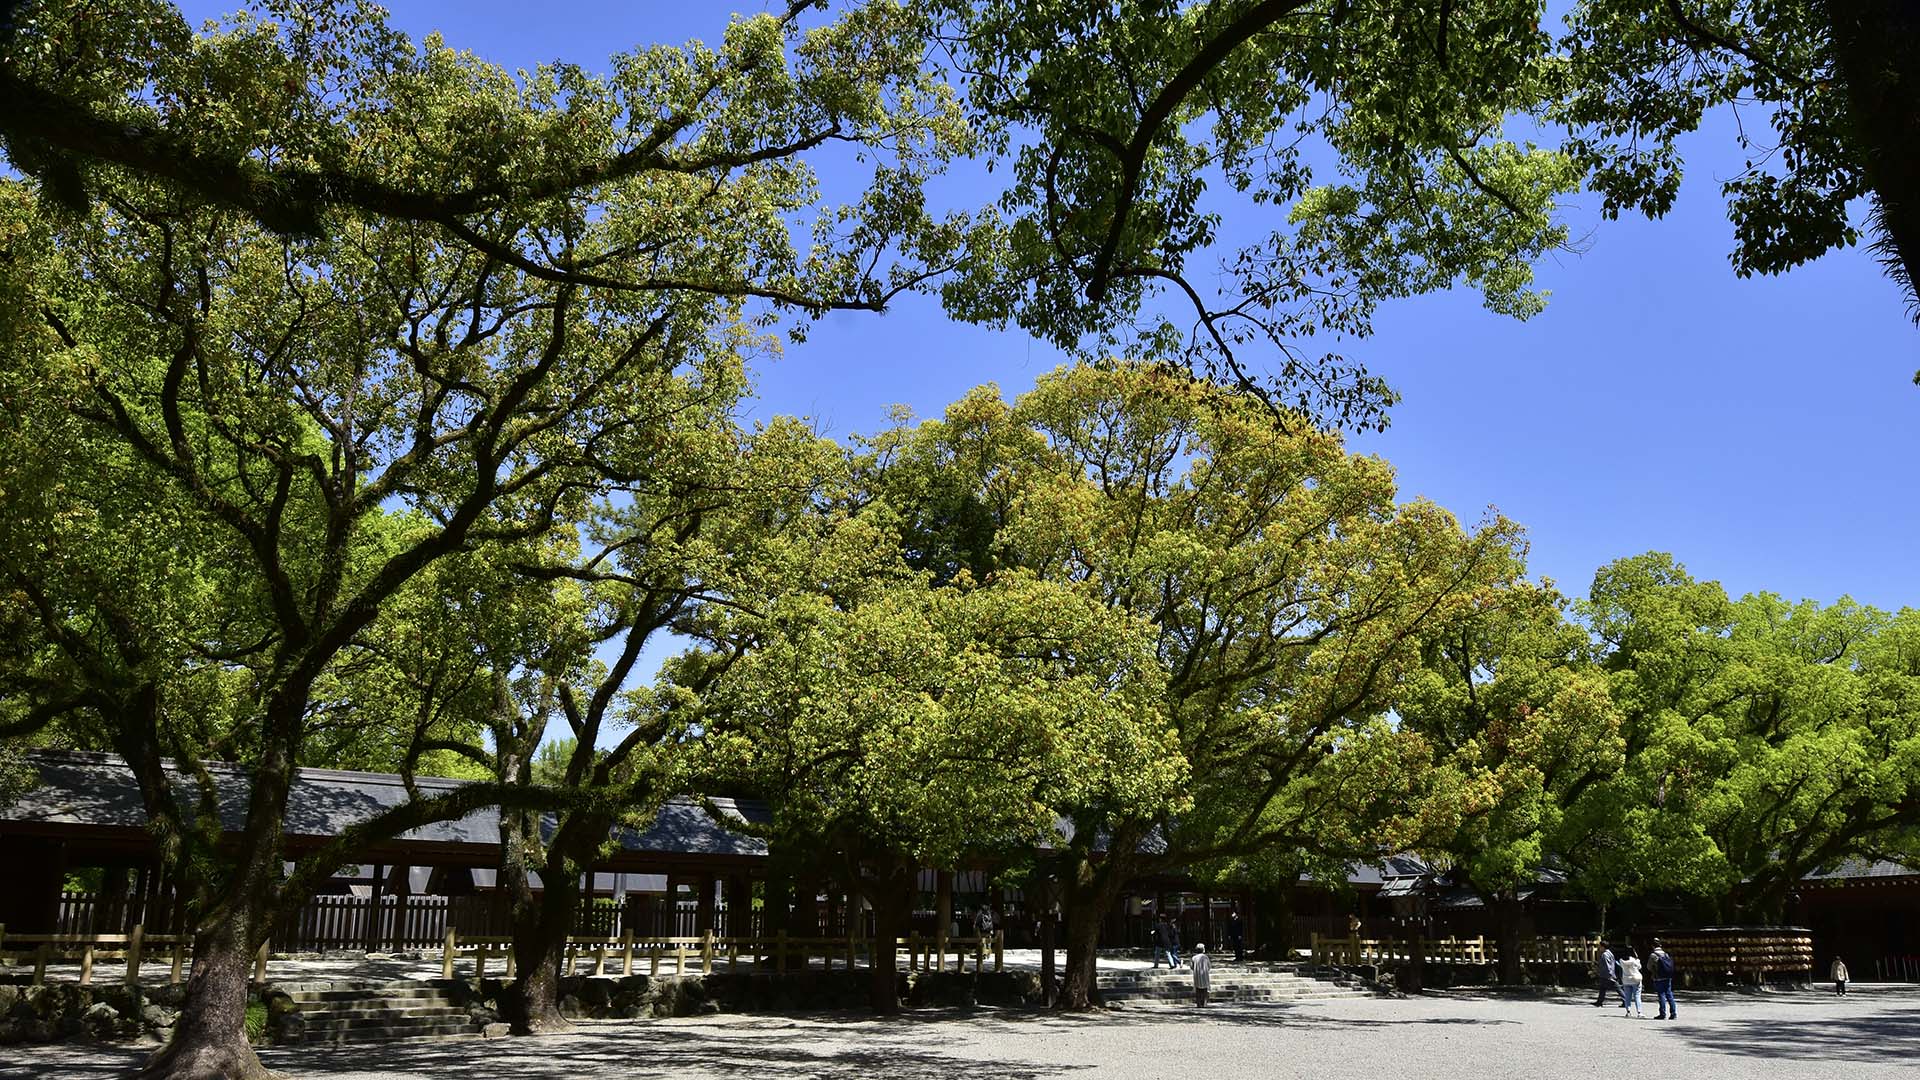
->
4, 986, 1913, 1080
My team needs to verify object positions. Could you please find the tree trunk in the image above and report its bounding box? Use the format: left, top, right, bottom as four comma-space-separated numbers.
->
143, 700, 301, 1080
1492, 895, 1526, 986
139, 909, 276, 1080
865, 859, 912, 1015
1057, 847, 1127, 1010
1824, 0, 1920, 313
503, 867, 578, 1034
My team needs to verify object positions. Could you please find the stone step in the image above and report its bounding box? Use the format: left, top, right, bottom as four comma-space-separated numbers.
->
293, 999, 470, 1014
293, 1020, 482, 1045
285, 986, 458, 1004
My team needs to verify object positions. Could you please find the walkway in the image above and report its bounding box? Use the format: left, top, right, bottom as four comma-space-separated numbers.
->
5, 985, 1913, 1078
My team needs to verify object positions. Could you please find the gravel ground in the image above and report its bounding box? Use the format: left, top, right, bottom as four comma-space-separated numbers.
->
5, 985, 1913, 1079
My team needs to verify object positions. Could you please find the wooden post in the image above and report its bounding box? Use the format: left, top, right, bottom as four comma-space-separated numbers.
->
34, 943, 49, 987
253, 938, 269, 982
649, 941, 660, 978
974, 934, 985, 973
169, 939, 184, 984
623, 930, 635, 976
675, 941, 687, 975
442, 927, 457, 980
365, 862, 385, 952
126, 923, 145, 986
80, 943, 95, 985
994, 929, 1004, 973
908, 932, 919, 972
776, 929, 787, 974
935, 869, 953, 972
594, 938, 608, 977
703, 930, 715, 975
846, 933, 856, 971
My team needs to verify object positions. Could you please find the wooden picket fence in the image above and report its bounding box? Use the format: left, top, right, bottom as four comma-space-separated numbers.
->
1310, 932, 1602, 968
440, 928, 1007, 981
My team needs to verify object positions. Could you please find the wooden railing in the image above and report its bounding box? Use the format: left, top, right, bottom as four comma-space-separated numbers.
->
440, 928, 1007, 980
0, 923, 218, 987
1310, 933, 1602, 968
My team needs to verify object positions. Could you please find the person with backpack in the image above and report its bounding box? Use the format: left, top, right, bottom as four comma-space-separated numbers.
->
1650, 940, 1678, 1020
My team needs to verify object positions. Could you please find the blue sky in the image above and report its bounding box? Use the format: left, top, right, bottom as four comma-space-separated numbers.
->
185, 2, 1920, 624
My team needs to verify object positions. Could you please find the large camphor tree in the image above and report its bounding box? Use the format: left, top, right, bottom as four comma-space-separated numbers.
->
1567, 554, 1920, 922
694, 561, 1188, 1012
0, 5, 986, 1075
828, 364, 1525, 1007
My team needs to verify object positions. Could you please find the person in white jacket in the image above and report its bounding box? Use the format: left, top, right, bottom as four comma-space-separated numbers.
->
1191, 944, 1212, 1007
1831, 956, 1850, 996
1617, 946, 1645, 1017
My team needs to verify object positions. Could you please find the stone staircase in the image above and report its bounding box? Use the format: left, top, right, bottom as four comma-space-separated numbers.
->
277, 981, 483, 1045
1096, 962, 1373, 1006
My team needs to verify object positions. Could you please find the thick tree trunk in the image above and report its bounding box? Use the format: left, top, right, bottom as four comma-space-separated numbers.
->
1057, 847, 1128, 1010
139, 910, 275, 1080
1824, 0, 1920, 312
1058, 898, 1108, 1009
143, 698, 302, 1080
503, 863, 581, 1034
865, 860, 912, 1015
1492, 895, 1526, 986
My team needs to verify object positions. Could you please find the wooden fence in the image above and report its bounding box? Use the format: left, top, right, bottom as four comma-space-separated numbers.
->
0, 923, 240, 988
1310, 933, 1603, 968
441, 928, 1006, 980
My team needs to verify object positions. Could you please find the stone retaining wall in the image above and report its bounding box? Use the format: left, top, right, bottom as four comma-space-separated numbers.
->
0, 969, 1052, 1046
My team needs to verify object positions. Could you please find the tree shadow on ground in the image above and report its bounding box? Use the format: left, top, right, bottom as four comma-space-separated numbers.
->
262, 1024, 1091, 1080
1666, 1009, 1920, 1066
0, 1044, 147, 1079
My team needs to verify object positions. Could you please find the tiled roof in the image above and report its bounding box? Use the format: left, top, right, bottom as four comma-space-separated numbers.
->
4, 751, 767, 858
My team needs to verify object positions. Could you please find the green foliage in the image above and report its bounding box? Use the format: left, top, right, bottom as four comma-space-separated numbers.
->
1555, 554, 1920, 915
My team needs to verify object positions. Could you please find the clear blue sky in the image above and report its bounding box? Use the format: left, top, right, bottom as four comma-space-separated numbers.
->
188, 1, 1920, 618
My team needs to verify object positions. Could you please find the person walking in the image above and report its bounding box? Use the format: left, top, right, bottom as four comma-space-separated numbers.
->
1618, 946, 1645, 1017
1593, 942, 1620, 1007
1650, 939, 1678, 1020
1152, 913, 1183, 970
1831, 955, 1850, 996
973, 905, 995, 941
1227, 907, 1246, 962
1192, 943, 1212, 1006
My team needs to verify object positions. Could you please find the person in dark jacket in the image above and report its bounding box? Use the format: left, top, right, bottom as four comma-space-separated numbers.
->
1650, 940, 1678, 1020
1152, 912, 1183, 970
1227, 907, 1246, 962
1592, 943, 1620, 1007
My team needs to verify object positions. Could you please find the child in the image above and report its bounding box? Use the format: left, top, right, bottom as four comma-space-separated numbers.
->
1831, 956, 1849, 996
1617, 946, 1644, 1017
1191, 943, 1211, 1007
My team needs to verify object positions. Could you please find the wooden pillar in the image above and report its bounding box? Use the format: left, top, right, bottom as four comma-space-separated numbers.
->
935, 869, 954, 969
726, 876, 750, 938
794, 877, 819, 938
1202, 892, 1214, 951
365, 863, 385, 952
697, 873, 717, 936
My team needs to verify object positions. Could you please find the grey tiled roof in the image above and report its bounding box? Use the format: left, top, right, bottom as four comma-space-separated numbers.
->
4, 751, 767, 858
1801, 859, 1918, 881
